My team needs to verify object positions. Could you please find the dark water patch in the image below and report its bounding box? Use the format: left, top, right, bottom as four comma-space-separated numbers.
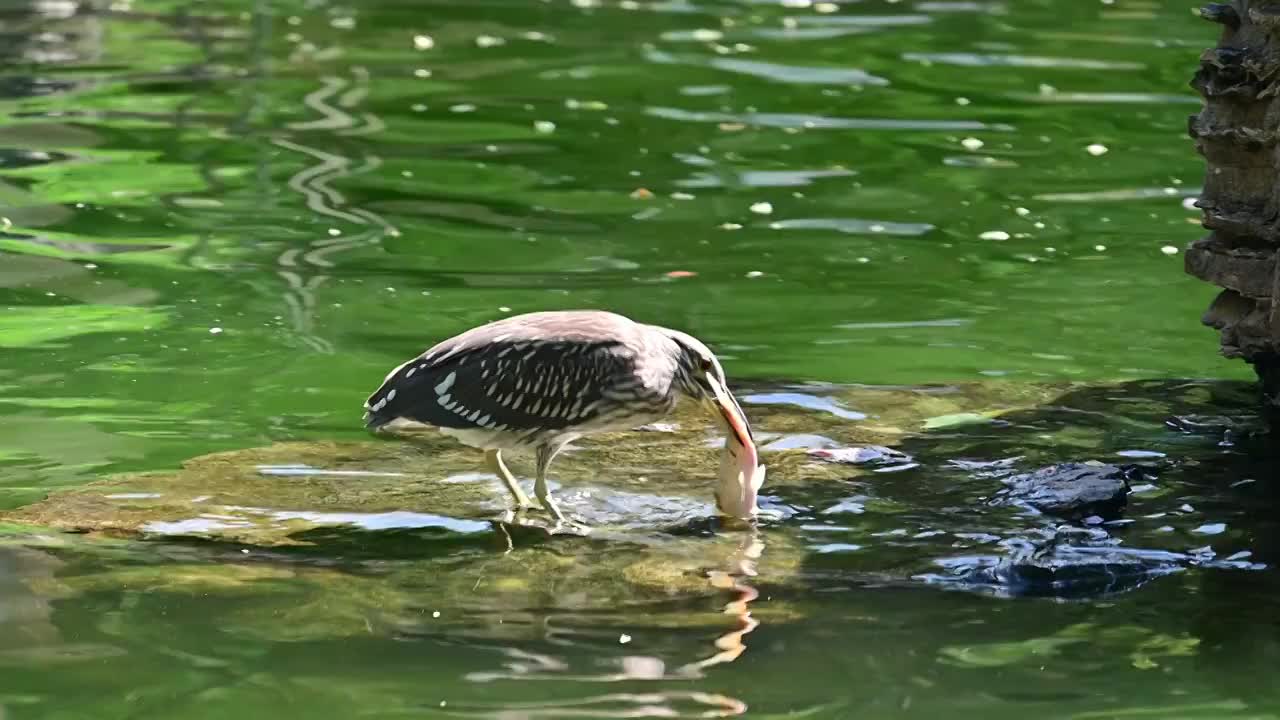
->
773, 380, 1271, 601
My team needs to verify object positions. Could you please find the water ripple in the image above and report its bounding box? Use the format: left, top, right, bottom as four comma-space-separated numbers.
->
903, 52, 1144, 70
791, 14, 933, 28
1009, 90, 1200, 105
645, 47, 889, 86
677, 168, 855, 189
647, 106, 1010, 131
767, 217, 936, 236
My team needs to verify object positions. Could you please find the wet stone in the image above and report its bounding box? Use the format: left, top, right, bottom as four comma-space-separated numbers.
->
994, 462, 1132, 519
921, 529, 1186, 599
0, 382, 1056, 546
806, 445, 913, 466
982, 544, 1181, 598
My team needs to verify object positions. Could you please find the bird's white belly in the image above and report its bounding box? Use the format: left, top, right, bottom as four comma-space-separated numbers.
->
437, 426, 519, 450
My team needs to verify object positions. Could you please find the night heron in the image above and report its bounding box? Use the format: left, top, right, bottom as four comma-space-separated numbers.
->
363, 310, 757, 527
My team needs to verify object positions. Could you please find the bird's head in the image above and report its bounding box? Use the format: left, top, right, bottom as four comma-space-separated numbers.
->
657, 327, 764, 520
659, 328, 754, 447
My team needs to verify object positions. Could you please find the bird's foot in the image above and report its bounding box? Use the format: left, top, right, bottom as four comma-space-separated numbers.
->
495, 510, 588, 536
549, 519, 591, 537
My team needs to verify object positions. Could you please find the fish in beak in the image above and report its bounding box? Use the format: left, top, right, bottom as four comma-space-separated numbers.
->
704, 373, 766, 521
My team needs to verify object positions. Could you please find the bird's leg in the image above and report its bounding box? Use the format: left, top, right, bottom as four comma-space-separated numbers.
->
485, 449, 534, 510
534, 443, 567, 524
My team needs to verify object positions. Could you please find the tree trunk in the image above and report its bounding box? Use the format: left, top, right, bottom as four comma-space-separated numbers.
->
1187, 0, 1280, 405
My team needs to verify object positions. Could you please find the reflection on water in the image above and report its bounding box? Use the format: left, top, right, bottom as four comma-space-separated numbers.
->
0, 0, 1274, 717
681, 531, 762, 678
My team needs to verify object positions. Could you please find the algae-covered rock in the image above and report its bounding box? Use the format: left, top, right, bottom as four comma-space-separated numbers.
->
0, 381, 1070, 550
0, 378, 1256, 669
0, 520, 806, 645
0, 439, 497, 545
0, 380, 1070, 639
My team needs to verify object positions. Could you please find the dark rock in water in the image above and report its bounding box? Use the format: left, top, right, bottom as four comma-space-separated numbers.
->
918, 524, 1205, 599
926, 539, 1185, 599
807, 445, 912, 466
995, 463, 1131, 519
994, 540, 1182, 598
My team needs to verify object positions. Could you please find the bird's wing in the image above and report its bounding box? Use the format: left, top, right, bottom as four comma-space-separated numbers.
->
365, 339, 636, 434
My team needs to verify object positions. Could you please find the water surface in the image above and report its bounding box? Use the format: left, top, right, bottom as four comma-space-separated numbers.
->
1, 0, 1273, 718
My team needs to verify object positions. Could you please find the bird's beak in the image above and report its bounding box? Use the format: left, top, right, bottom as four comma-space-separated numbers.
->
704, 373, 764, 521
704, 373, 753, 449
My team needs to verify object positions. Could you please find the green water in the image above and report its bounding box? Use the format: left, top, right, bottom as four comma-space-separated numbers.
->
2, 0, 1276, 717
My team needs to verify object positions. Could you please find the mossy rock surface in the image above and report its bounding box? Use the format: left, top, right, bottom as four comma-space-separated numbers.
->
0, 382, 1070, 618
0, 382, 1068, 548
0, 379, 1251, 656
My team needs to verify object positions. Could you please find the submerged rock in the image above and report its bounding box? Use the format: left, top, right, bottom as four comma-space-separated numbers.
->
0, 371, 1271, 698
0, 380, 1077, 626
918, 527, 1190, 599
976, 543, 1182, 598
994, 462, 1131, 519
807, 445, 913, 467
0, 419, 822, 610
0, 379, 1195, 618
0, 507, 812, 645
0, 440, 500, 545
0, 381, 1060, 546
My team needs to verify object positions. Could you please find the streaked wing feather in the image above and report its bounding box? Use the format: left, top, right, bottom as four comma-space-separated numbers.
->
366, 339, 635, 433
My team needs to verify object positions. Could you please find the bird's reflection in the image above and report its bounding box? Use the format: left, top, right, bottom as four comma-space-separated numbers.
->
437, 528, 764, 717
676, 530, 763, 676
434, 691, 746, 719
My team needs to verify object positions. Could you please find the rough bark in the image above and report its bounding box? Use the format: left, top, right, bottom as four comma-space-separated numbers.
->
1187, 1, 1280, 406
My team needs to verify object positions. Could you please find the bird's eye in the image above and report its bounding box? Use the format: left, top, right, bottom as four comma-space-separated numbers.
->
700, 357, 714, 372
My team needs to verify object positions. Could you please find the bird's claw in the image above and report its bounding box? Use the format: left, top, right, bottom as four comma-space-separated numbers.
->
495, 509, 588, 536
549, 519, 590, 537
